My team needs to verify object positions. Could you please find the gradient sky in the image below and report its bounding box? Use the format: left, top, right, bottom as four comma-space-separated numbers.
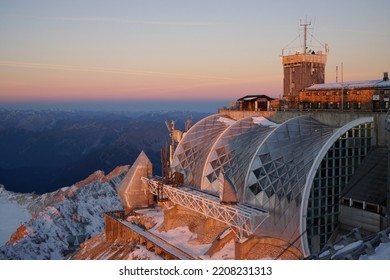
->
0, 0, 389, 104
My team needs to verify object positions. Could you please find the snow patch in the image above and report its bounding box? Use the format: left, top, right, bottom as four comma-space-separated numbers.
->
307, 79, 390, 91
252, 117, 278, 128
150, 226, 210, 256
359, 234, 390, 260
130, 245, 163, 260
331, 240, 363, 259
217, 117, 235, 126
202, 239, 235, 260
0, 193, 31, 246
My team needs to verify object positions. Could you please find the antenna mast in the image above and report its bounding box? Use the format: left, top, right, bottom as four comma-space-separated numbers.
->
300, 18, 311, 54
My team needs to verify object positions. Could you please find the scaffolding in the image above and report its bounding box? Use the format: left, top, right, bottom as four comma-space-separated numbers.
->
142, 176, 268, 239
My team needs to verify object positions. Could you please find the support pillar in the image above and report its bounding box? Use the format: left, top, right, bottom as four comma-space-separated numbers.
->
387, 121, 390, 228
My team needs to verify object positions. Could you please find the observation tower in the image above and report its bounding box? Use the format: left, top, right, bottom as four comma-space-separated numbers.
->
281, 19, 329, 102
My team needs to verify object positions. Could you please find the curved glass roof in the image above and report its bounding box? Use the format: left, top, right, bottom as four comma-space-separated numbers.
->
171, 113, 374, 255
202, 116, 279, 200
171, 114, 234, 188
244, 116, 337, 246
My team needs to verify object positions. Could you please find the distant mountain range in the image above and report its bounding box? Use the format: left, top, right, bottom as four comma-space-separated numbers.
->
0, 109, 208, 194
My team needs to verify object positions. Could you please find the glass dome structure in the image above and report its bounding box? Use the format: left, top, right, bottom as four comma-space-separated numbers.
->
171, 113, 374, 256
171, 114, 235, 188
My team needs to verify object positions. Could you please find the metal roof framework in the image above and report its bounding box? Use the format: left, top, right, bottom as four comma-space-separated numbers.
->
142, 176, 268, 239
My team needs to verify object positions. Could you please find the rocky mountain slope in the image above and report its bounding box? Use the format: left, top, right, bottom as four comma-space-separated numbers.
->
0, 166, 128, 260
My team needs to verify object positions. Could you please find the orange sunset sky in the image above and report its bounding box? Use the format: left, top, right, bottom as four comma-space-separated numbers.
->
0, 0, 389, 105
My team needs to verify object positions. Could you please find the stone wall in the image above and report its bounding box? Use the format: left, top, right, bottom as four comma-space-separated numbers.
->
235, 236, 303, 260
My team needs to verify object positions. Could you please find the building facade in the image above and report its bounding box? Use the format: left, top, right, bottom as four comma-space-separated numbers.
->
285, 72, 390, 112
282, 52, 327, 99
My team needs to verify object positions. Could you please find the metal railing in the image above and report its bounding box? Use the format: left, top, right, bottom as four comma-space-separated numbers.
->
142, 176, 268, 239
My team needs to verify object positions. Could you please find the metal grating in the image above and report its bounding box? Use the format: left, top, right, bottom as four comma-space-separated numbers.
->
142, 176, 268, 239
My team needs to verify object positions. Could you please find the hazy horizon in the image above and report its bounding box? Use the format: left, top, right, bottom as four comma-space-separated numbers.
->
0, 99, 231, 113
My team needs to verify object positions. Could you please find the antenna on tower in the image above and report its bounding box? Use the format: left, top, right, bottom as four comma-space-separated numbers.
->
281, 18, 328, 99
300, 17, 312, 54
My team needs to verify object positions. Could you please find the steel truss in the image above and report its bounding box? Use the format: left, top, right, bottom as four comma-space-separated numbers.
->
142, 176, 268, 239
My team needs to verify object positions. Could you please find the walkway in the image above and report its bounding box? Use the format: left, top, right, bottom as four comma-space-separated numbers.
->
105, 211, 194, 260
142, 176, 268, 238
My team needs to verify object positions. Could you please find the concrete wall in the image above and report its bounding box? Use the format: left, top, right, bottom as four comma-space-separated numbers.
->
219, 109, 388, 146
235, 236, 303, 260
104, 213, 180, 260
339, 205, 381, 233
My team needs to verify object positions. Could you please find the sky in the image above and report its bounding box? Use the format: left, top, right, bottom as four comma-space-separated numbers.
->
0, 0, 389, 110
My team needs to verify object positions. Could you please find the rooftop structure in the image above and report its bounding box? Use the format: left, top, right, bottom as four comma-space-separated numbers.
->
117, 151, 154, 213
236, 95, 275, 111
281, 19, 329, 100
295, 72, 390, 111
305, 73, 390, 91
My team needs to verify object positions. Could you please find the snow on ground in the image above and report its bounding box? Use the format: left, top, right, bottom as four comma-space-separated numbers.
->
134, 208, 164, 227
150, 225, 210, 257
360, 242, 390, 260
130, 245, 163, 260
201, 239, 235, 260
331, 240, 363, 259
0, 195, 31, 246
360, 233, 390, 260
135, 208, 390, 260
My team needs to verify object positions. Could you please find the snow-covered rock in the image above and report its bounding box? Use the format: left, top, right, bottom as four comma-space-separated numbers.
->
0, 186, 32, 246
0, 167, 128, 260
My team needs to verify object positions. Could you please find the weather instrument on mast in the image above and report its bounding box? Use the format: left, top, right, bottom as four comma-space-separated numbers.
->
165, 120, 183, 167
162, 115, 192, 179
